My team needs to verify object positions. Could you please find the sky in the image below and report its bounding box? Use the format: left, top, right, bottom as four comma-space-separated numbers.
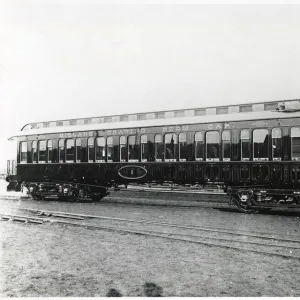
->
1, 2, 300, 172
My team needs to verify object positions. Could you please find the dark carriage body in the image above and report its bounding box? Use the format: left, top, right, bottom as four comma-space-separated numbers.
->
7, 99, 300, 211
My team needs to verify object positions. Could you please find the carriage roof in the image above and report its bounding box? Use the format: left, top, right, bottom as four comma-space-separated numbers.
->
9, 102, 300, 140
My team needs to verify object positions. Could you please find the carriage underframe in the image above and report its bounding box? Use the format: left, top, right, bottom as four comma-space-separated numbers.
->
7, 167, 300, 213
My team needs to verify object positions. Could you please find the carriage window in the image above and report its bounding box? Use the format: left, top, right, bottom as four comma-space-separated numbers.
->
195, 132, 204, 161
20, 142, 27, 163
107, 137, 114, 162
222, 131, 231, 161
59, 139, 65, 163
155, 134, 164, 161
32, 141, 38, 163
241, 129, 250, 161
272, 128, 282, 161
66, 139, 75, 162
253, 129, 269, 161
165, 133, 177, 162
179, 133, 192, 161
47, 140, 53, 163
291, 127, 300, 160
206, 131, 220, 161
38, 140, 47, 163
141, 135, 155, 162
120, 136, 127, 162
128, 135, 139, 162
88, 138, 95, 162
75, 138, 82, 162
96, 137, 106, 162
179, 133, 187, 161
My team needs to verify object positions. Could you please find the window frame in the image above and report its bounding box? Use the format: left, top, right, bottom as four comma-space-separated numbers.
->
179, 132, 187, 162
206, 131, 220, 162
88, 137, 95, 163
241, 129, 250, 161
120, 136, 127, 162
66, 139, 75, 163
195, 132, 204, 161
96, 137, 106, 163
164, 133, 177, 162
20, 141, 28, 164
75, 138, 82, 163
58, 139, 65, 163
47, 140, 53, 163
291, 127, 300, 161
155, 134, 164, 161
107, 136, 114, 162
38, 140, 47, 163
253, 128, 269, 161
128, 135, 139, 162
272, 128, 282, 161
32, 141, 38, 163
222, 130, 231, 161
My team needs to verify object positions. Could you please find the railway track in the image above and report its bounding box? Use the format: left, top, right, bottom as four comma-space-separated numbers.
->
1, 206, 300, 261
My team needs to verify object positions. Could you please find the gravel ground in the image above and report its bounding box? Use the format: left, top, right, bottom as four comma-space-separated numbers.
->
1, 198, 300, 297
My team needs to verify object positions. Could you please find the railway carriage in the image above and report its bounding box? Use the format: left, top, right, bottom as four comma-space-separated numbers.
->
6, 99, 300, 212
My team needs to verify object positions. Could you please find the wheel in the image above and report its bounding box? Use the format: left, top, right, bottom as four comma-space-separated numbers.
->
90, 193, 105, 202
232, 197, 259, 214
67, 189, 80, 202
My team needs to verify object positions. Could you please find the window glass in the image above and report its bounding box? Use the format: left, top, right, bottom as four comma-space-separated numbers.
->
88, 137, 95, 162
272, 128, 282, 160
75, 138, 82, 162
59, 139, 65, 163
195, 109, 205, 116
66, 139, 75, 162
253, 129, 269, 160
217, 107, 228, 115
265, 103, 278, 111
128, 135, 139, 162
20, 142, 27, 163
38, 140, 47, 163
155, 112, 165, 119
32, 141, 38, 163
206, 131, 220, 160
222, 131, 231, 161
155, 134, 164, 161
195, 132, 204, 161
47, 140, 53, 163
165, 133, 177, 161
96, 137, 105, 162
107, 137, 114, 162
240, 105, 252, 113
241, 129, 250, 160
138, 114, 147, 120
291, 127, 300, 160
120, 136, 127, 162
195, 132, 203, 142
120, 115, 129, 122
174, 110, 185, 118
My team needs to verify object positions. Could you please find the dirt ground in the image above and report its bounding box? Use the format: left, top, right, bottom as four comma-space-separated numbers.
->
1, 197, 300, 297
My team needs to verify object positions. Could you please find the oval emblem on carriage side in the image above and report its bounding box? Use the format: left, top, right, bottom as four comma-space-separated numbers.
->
118, 165, 147, 180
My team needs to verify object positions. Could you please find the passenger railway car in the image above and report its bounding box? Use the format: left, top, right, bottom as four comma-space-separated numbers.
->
6, 99, 300, 213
